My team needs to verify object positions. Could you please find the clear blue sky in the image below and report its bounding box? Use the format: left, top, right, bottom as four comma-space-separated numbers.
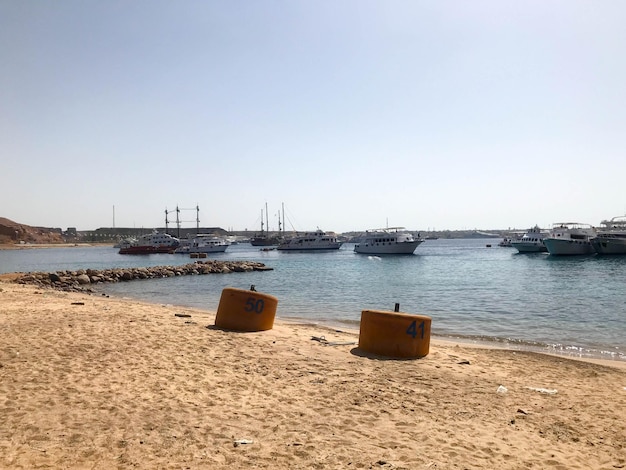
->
2, 1, 625, 233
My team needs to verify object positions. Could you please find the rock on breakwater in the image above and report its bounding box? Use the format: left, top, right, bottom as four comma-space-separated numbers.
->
10, 260, 273, 292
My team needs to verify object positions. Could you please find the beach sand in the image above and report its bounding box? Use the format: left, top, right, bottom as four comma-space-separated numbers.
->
1, 281, 625, 469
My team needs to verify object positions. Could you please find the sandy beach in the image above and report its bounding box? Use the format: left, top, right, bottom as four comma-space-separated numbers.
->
1, 281, 625, 469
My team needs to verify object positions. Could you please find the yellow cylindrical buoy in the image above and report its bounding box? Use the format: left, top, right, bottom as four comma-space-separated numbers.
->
358, 309, 432, 358
214, 287, 278, 332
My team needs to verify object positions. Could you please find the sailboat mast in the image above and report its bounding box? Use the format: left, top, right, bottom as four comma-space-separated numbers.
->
265, 202, 269, 234
260, 208, 264, 234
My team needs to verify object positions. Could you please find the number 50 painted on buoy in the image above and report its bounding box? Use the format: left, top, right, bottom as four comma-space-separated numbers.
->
215, 287, 279, 332
245, 297, 265, 314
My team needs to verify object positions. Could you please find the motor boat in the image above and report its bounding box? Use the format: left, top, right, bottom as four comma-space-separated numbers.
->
277, 229, 342, 251
590, 216, 626, 255
175, 234, 229, 254
354, 227, 424, 255
543, 223, 597, 256
510, 226, 549, 253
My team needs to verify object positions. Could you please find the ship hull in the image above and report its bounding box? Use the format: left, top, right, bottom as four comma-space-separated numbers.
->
354, 241, 422, 255
119, 246, 176, 255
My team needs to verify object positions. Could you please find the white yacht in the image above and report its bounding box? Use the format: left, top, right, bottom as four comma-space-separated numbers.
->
277, 229, 342, 251
590, 216, 626, 255
175, 234, 230, 254
354, 227, 424, 255
543, 223, 597, 256
510, 226, 549, 253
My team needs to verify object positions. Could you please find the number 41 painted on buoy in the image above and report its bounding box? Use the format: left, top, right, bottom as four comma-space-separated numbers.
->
406, 320, 425, 339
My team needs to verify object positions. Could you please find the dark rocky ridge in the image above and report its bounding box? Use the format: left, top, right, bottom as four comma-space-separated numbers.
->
0, 217, 65, 244
11, 260, 272, 292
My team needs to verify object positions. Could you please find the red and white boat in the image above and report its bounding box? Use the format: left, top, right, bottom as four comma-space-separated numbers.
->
118, 231, 180, 254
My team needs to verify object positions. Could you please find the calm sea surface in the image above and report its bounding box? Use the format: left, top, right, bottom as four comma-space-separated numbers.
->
2, 239, 625, 362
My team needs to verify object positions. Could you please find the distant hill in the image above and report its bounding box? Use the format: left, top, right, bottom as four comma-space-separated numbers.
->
0, 218, 65, 244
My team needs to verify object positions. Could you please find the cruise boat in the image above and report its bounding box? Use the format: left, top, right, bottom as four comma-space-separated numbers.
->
118, 231, 180, 254
175, 234, 230, 254
543, 223, 597, 256
510, 226, 549, 253
590, 216, 626, 255
276, 229, 342, 251
354, 227, 424, 255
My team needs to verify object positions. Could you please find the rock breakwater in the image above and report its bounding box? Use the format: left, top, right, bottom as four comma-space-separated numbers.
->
11, 260, 272, 292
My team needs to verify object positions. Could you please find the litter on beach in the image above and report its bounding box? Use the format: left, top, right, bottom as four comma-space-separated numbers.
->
233, 439, 254, 447
311, 335, 356, 347
526, 387, 558, 395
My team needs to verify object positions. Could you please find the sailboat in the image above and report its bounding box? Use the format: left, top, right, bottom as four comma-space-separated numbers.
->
250, 203, 282, 246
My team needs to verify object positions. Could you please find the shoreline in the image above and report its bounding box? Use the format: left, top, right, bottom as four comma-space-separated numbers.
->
279, 316, 626, 369
100, 290, 626, 367
0, 242, 114, 250
5, 264, 625, 366
2, 280, 625, 468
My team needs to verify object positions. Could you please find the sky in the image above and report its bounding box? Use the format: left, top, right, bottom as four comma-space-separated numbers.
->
1, 1, 625, 233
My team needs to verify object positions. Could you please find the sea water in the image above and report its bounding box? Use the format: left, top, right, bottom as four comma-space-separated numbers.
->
1, 239, 625, 362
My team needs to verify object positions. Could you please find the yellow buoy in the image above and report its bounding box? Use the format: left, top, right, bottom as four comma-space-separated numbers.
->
358, 309, 431, 358
214, 287, 278, 332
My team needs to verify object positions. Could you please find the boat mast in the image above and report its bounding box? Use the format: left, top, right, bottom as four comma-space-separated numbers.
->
260, 208, 264, 235
196, 205, 200, 234
176, 205, 181, 239
265, 202, 269, 235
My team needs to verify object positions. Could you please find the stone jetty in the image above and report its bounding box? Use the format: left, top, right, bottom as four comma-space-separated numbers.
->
11, 260, 272, 292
